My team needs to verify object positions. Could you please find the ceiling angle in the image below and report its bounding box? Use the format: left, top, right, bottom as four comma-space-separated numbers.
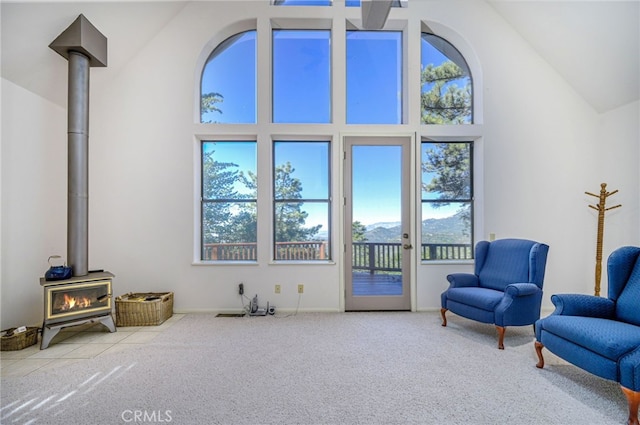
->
361, 0, 393, 30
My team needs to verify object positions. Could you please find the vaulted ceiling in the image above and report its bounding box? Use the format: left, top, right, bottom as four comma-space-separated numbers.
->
2, 1, 638, 113
488, 0, 639, 113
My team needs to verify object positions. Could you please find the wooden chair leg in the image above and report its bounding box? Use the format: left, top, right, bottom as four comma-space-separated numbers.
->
534, 341, 545, 368
496, 326, 505, 349
621, 386, 640, 425
440, 308, 447, 327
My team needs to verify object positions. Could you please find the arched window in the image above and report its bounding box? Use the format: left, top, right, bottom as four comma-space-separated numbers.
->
421, 33, 472, 124
197, 19, 480, 263
200, 30, 256, 124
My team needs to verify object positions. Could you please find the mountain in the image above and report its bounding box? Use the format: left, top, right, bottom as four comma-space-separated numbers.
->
365, 221, 401, 230
314, 216, 469, 244
420, 216, 469, 244
365, 225, 401, 242
360, 216, 468, 243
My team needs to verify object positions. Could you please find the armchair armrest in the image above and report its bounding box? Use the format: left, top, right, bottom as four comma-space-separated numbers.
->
495, 283, 544, 327
446, 273, 479, 288
550, 293, 615, 318
505, 283, 541, 297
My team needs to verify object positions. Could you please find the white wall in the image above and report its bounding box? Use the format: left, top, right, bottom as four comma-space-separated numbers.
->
2, 1, 638, 328
1, 79, 67, 327
594, 100, 640, 297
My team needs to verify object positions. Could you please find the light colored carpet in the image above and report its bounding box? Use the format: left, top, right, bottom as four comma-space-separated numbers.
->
1, 312, 627, 424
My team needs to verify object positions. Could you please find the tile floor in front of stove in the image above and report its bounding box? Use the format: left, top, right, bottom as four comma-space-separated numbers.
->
0, 314, 185, 378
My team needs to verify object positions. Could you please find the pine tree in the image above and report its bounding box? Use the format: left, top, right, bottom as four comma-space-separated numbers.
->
201, 150, 249, 244
421, 61, 471, 124
201, 92, 224, 123
273, 162, 322, 243
352, 221, 367, 242
422, 142, 471, 236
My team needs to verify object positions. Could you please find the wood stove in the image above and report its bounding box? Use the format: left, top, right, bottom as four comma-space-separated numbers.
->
40, 271, 116, 349
40, 16, 115, 349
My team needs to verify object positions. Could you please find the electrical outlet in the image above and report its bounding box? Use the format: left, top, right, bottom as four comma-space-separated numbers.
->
275, 284, 281, 294
238, 283, 244, 295
298, 284, 304, 294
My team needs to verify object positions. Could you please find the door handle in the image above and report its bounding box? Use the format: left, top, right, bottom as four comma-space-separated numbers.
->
403, 244, 413, 249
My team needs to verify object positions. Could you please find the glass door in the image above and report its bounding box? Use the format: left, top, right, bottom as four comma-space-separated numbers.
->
344, 136, 412, 311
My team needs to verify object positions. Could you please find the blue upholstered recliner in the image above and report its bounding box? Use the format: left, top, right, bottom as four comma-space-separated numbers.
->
535, 246, 640, 425
440, 238, 550, 349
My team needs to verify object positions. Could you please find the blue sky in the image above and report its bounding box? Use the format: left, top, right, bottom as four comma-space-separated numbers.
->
352, 145, 401, 225
273, 30, 331, 123
201, 31, 256, 123
202, 30, 460, 227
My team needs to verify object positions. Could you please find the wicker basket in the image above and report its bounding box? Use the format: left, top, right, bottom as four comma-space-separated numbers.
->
1, 327, 39, 351
115, 292, 173, 327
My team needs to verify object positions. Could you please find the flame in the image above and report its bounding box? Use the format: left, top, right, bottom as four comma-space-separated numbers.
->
61, 293, 92, 311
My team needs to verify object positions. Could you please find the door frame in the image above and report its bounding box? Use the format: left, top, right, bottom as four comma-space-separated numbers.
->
339, 133, 417, 312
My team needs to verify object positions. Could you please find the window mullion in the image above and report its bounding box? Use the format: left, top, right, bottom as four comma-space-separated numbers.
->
257, 18, 272, 125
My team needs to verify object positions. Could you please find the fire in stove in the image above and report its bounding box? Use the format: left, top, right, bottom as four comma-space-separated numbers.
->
62, 293, 90, 310
56, 293, 94, 312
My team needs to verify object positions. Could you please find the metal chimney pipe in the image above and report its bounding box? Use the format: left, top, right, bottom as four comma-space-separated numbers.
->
67, 51, 90, 276
49, 14, 107, 277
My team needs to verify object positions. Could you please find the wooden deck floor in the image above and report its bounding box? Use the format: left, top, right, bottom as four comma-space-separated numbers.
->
351, 272, 403, 296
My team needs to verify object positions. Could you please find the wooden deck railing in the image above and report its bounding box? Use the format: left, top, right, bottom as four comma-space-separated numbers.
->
352, 242, 402, 273
203, 242, 257, 260
353, 242, 472, 273
203, 241, 472, 265
203, 241, 327, 261
420, 243, 472, 261
275, 241, 327, 260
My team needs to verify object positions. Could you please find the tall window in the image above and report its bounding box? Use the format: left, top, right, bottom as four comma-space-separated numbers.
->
199, 23, 477, 264
273, 141, 331, 260
201, 141, 257, 261
346, 31, 403, 124
421, 33, 472, 124
273, 30, 331, 123
201, 31, 256, 123
421, 142, 473, 260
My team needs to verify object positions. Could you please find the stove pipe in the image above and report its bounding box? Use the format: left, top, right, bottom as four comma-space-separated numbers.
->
49, 14, 107, 277
67, 51, 90, 276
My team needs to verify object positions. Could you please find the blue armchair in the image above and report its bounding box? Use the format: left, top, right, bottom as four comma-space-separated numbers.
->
440, 238, 550, 349
535, 246, 640, 425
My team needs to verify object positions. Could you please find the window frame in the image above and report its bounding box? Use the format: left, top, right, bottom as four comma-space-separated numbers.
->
200, 140, 258, 262
194, 18, 481, 268
346, 29, 404, 125
420, 140, 474, 262
200, 29, 257, 124
420, 32, 473, 125
272, 140, 332, 262
271, 28, 332, 124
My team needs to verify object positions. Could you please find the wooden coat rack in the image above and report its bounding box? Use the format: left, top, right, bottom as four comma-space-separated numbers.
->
585, 183, 621, 296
